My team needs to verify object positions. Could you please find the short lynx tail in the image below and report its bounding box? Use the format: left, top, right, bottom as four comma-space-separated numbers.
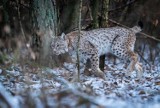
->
138, 21, 143, 29
131, 21, 143, 33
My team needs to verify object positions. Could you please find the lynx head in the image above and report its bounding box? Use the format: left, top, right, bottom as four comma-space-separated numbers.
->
51, 33, 68, 55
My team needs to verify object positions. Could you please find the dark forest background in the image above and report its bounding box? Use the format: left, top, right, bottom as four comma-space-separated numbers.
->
0, 0, 160, 67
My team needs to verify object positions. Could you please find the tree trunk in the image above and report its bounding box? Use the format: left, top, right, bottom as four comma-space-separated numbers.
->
57, 0, 79, 33
31, 0, 57, 66
90, 0, 99, 28
100, 0, 109, 27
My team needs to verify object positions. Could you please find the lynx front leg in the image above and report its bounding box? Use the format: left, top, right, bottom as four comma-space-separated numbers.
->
89, 52, 106, 80
81, 41, 106, 79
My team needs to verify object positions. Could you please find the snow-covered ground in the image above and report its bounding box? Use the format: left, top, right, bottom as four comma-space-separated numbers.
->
0, 54, 160, 108
0, 41, 160, 108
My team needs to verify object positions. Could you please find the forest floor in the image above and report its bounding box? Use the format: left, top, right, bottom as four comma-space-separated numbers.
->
0, 52, 160, 108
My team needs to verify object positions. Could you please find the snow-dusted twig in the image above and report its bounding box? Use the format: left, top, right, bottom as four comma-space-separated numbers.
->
135, 50, 151, 69
76, 0, 83, 82
45, 68, 105, 107
0, 83, 19, 108
53, 82, 105, 106
109, 0, 136, 12
16, 0, 26, 41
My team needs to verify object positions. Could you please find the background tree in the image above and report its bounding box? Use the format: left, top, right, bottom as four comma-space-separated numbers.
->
0, 0, 160, 67
31, 0, 57, 66
56, 0, 80, 33
90, 0, 99, 28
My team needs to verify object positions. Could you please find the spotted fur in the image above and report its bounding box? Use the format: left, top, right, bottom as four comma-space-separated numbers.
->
51, 26, 143, 79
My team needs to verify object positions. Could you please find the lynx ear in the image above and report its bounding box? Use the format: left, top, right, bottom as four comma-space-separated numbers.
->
60, 33, 66, 40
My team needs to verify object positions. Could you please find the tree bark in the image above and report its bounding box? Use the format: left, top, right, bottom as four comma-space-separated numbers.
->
31, 0, 57, 66
100, 0, 109, 28
90, 0, 99, 28
57, 0, 79, 33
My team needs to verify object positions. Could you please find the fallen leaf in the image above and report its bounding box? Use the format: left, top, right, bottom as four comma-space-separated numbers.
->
139, 90, 146, 95
155, 81, 160, 85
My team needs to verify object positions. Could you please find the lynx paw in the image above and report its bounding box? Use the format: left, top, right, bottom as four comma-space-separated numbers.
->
135, 62, 143, 72
135, 62, 143, 78
125, 62, 143, 79
94, 68, 107, 80
125, 71, 132, 77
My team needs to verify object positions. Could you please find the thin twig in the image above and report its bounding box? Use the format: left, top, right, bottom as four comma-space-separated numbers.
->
52, 79, 103, 106
16, 0, 26, 41
109, 0, 136, 12
19, 3, 30, 9
87, 1, 93, 21
139, 32, 160, 42
135, 50, 151, 69
77, 0, 82, 82
0, 83, 19, 108
45, 68, 104, 107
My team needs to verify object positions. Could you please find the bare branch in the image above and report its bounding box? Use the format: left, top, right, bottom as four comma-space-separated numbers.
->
16, 0, 27, 41
135, 50, 151, 68
109, 0, 136, 12
108, 19, 160, 42
0, 83, 19, 108
45, 68, 104, 107
76, 0, 83, 82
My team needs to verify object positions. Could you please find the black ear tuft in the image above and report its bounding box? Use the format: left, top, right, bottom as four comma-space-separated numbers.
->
138, 21, 143, 29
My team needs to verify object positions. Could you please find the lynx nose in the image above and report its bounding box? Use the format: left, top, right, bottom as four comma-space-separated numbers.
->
55, 52, 60, 55
53, 49, 60, 55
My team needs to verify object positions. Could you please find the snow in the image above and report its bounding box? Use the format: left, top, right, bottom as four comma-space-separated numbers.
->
0, 54, 160, 108
0, 69, 2, 74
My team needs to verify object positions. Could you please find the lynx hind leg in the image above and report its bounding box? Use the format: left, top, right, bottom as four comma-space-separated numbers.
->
124, 52, 137, 75
82, 43, 106, 79
90, 53, 105, 79
125, 52, 143, 78
111, 46, 142, 78
135, 61, 143, 78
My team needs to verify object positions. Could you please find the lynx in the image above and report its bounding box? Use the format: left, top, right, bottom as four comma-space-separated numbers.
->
51, 26, 143, 79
